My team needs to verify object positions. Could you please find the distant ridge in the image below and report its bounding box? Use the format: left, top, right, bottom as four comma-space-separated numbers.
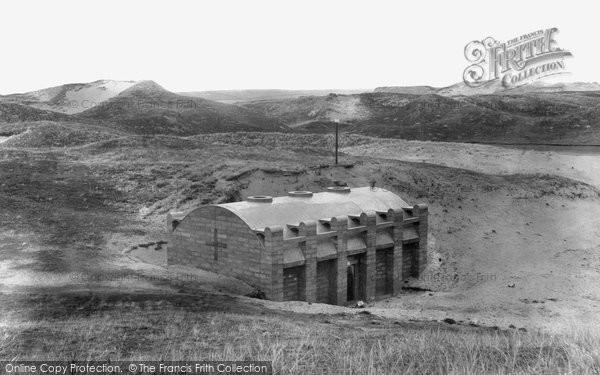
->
243, 86, 600, 144
371, 86, 438, 95
3, 79, 600, 144
0, 80, 289, 136
179, 89, 370, 104
375, 81, 600, 96
0, 80, 138, 114
76, 80, 288, 135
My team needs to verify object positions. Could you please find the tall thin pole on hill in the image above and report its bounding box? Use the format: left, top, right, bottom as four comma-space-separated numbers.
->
334, 118, 339, 165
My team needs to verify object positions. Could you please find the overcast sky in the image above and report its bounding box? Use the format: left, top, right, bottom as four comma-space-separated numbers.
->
0, 0, 596, 94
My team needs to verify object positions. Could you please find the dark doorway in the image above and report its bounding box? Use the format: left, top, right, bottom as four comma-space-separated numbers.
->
317, 260, 336, 304
283, 266, 304, 301
375, 247, 393, 295
347, 255, 365, 302
347, 263, 356, 301
402, 242, 420, 279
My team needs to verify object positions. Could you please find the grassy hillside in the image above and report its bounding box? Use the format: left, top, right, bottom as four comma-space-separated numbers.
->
0, 121, 120, 148
3, 292, 598, 374
1, 132, 600, 372
243, 91, 600, 144
0, 103, 70, 123
76, 81, 289, 135
4, 80, 600, 144
0, 81, 290, 136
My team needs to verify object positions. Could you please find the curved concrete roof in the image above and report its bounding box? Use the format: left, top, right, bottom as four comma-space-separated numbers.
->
217, 187, 409, 230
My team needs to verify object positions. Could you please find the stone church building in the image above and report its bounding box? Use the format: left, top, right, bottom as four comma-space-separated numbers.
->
167, 186, 428, 306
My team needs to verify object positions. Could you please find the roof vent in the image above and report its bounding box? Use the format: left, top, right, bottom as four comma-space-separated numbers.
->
246, 195, 273, 203
326, 186, 351, 194
287, 191, 313, 197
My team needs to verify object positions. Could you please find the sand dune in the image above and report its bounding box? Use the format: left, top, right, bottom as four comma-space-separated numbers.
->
3, 80, 138, 114
344, 140, 600, 187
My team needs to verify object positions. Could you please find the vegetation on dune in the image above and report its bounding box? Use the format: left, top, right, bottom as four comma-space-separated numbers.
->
0, 122, 118, 148
1, 113, 600, 370
243, 91, 600, 144
3, 80, 600, 144
74, 81, 288, 135
2, 132, 597, 250
1, 292, 599, 374
0, 103, 70, 123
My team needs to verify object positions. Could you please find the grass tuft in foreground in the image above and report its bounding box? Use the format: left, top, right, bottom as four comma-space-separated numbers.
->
2, 293, 600, 374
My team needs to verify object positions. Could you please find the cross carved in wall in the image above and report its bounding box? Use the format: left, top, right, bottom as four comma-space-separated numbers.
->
206, 228, 227, 260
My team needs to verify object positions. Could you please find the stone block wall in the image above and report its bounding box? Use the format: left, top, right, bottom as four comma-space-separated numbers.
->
168, 206, 269, 290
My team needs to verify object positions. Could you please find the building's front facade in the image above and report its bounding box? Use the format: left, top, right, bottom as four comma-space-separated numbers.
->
167, 186, 428, 306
